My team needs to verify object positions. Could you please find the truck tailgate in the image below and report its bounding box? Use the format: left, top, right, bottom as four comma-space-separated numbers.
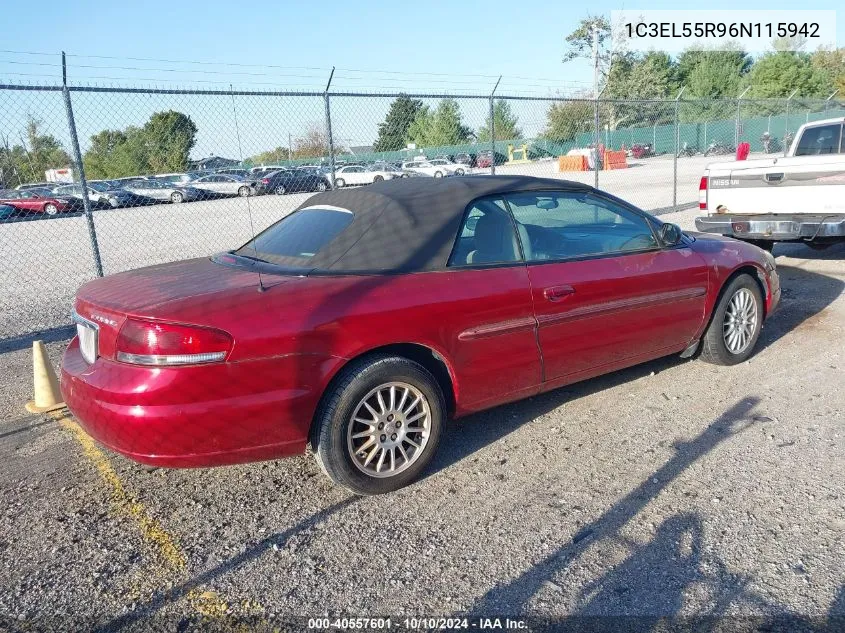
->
708, 154, 845, 215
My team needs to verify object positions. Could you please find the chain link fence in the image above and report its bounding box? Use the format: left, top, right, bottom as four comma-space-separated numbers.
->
1, 80, 844, 343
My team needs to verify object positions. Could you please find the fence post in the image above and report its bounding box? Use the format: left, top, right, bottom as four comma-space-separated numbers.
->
324, 67, 336, 186
489, 76, 501, 175
593, 95, 600, 188
673, 87, 685, 209
826, 89, 839, 113
785, 89, 797, 156
61, 52, 103, 278
735, 87, 750, 147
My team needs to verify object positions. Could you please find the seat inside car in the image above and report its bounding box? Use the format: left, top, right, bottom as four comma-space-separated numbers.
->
466, 207, 522, 264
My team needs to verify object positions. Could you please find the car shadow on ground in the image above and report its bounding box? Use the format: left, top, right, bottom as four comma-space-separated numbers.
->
755, 243, 845, 353
447, 397, 843, 631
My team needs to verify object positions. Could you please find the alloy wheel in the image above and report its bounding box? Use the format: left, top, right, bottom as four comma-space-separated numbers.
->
723, 288, 758, 354
347, 382, 431, 478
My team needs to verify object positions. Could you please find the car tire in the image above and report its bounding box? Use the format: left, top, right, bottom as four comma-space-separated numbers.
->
335, 178, 346, 188
373, 175, 384, 183
274, 185, 286, 195
238, 186, 251, 197
43, 203, 58, 216
455, 168, 465, 176
699, 274, 763, 366
316, 181, 328, 192
433, 171, 443, 178
310, 355, 445, 496
170, 192, 184, 204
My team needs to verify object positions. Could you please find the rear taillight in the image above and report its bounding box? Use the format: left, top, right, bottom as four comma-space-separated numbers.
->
115, 318, 232, 366
261, 178, 270, 185
699, 176, 708, 210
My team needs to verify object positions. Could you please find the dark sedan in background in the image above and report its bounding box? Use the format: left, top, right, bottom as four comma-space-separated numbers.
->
261, 168, 331, 195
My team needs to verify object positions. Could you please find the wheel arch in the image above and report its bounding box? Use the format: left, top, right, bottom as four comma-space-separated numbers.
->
704, 264, 768, 333
309, 342, 458, 440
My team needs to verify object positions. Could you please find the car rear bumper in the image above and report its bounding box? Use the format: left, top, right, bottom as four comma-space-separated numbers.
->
695, 214, 845, 241
60, 338, 341, 467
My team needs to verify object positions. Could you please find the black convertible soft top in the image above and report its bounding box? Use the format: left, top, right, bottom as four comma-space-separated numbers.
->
250, 175, 593, 274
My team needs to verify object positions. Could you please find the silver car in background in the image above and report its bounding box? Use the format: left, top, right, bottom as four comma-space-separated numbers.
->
189, 174, 259, 198
122, 179, 203, 204
52, 182, 136, 209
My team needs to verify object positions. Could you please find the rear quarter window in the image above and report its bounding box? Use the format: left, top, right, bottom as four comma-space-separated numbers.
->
240, 207, 354, 259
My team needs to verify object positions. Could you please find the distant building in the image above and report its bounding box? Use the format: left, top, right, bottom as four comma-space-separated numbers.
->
188, 156, 241, 171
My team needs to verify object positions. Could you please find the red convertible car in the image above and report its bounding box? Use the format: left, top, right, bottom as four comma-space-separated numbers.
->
62, 176, 780, 494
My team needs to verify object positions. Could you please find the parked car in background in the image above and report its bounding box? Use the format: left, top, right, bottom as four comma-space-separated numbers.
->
0, 189, 73, 215
261, 169, 331, 195
250, 166, 289, 177
190, 174, 259, 198
401, 161, 449, 178
454, 153, 475, 167
427, 158, 470, 176
53, 182, 138, 209
475, 150, 506, 169
14, 182, 55, 191
121, 179, 203, 204
62, 176, 779, 495
0, 204, 26, 222
155, 172, 205, 185
214, 168, 252, 178
332, 165, 397, 188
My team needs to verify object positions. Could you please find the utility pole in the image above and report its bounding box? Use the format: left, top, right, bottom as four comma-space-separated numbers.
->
288, 132, 292, 162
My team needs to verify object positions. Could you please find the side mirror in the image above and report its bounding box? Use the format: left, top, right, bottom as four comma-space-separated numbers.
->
659, 223, 683, 246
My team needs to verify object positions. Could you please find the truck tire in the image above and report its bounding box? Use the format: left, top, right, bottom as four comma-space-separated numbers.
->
700, 274, 763, 366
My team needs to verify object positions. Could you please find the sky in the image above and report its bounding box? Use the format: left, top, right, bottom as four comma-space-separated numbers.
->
1, 0, 843, 159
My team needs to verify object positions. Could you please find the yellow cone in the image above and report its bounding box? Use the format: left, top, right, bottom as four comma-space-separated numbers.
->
25, 340, 65, 413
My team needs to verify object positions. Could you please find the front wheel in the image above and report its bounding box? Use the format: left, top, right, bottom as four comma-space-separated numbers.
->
335, 178, 346, 188
310, 355, 445, 495
699, 274, 763, 366
455, 168, 465, 176
170, 192, 184, 204
238, 186, 251, 197
316, 181, 328, 192
43, 203, 58, 216
373, 175, 384, 183
433, 171, 443, 178
274, 185, 286, 195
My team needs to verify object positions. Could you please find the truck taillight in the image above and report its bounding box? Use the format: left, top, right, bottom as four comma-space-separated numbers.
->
699, 176, 708, 210
116, 318, 232, 366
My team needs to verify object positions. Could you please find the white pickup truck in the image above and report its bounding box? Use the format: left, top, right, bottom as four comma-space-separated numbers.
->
695, 117, 845, 251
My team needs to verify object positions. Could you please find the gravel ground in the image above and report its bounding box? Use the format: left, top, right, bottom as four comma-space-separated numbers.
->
1, 210, 844, 631
0, 154, 712, 342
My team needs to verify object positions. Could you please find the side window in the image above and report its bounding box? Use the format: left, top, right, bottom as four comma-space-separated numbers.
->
504, 191, 658, 261
448, 198, 521, 266
794, 124, 842, 156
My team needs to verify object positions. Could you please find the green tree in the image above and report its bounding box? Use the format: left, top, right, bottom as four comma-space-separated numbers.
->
406, 99, 471, 148
142, 110, 198, 173
746, 52, 831, 99
373, 95, 425, 152
477, 100, 523, 141
812, 47, 845, 94
562, 15, 612, 83
542, 100, 594, 143
676, 47, 752, 95
0, 118, 71, 185
83, 129, 129, 179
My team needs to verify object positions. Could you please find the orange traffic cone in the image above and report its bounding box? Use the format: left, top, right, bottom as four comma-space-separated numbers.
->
25, 340, 65, 413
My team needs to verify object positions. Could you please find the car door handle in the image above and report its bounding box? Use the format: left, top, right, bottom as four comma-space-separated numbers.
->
544, 285, 575, 302
764, 172, 784, 183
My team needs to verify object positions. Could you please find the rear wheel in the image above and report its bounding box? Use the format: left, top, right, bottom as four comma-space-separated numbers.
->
455, 168, 465, 176
274, 185, 286, 195
433, 171, 443, 178
335, 178, 346, 188
43, 203, 58, 216
170, 191, 184, 204
310, 355, 445, 495
238, 186, 250, 197
699, 274, 763, 366
316, 181, 328, 192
